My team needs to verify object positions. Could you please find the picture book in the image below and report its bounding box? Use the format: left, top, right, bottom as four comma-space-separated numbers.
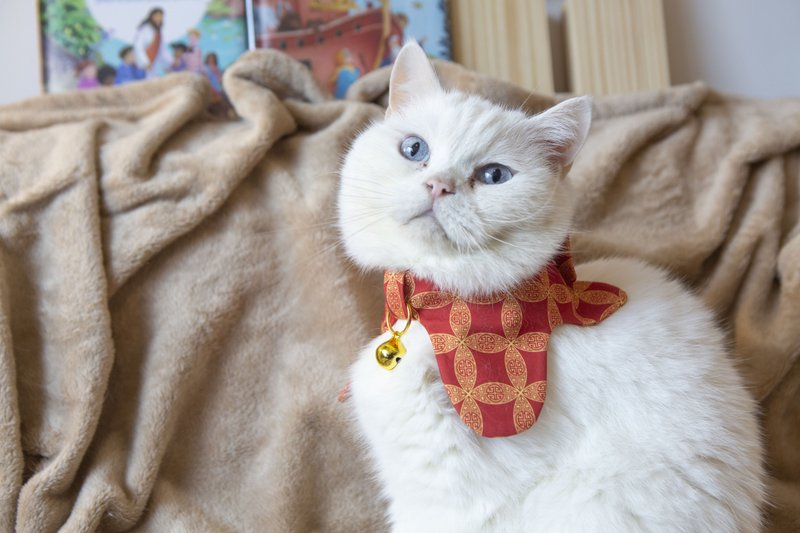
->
40, 0, 248, 113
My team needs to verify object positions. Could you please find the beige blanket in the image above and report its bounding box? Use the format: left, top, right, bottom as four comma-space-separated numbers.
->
0, 50, 798, 532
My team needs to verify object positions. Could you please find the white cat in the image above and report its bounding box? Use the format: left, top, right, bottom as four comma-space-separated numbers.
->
338, 42, 765, 533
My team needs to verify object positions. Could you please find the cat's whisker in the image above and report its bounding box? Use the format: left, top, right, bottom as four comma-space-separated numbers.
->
341, 194, 386, 204
344, 183, 390, 196
250, 206, 385, 236
486, 233, 526, 252
447, 220, 484, 255
307, 170, 341, 177
251, 217, 341, 235
466, 221, 524, 253
344, 182, 382, 192
343, 176, 386, 187
344, 190, 386, 200
479, 214, 539, 226
347, 175, 388, 186
478, 185, 560, 228
341, 180, 392, 198
519, 90, 537, 113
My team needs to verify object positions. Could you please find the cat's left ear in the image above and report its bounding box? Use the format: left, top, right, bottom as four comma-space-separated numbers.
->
529, 96, 593, 170
387, 41, 442, 117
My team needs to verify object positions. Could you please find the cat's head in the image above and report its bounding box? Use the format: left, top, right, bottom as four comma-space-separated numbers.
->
338, 42, 591, 296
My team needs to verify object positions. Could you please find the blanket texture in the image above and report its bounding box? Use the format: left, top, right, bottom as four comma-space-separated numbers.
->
0, 50, 798, 532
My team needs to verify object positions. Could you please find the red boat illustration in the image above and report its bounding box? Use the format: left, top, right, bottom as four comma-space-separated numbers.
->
254, 0, 406, 97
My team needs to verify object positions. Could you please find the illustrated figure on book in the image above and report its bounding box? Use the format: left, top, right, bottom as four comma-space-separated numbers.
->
40, 0, 247, 94
253, 0, 450, 98
337, 42, 766, 531
133, 8, 173, 78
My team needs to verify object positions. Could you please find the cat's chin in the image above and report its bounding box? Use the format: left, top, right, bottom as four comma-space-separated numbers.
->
343, 220, 565, 297
401, 245, 557, 298
406, 260, 538, 298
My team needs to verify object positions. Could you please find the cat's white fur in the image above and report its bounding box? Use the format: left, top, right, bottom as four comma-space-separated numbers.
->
338, 42, 765, 532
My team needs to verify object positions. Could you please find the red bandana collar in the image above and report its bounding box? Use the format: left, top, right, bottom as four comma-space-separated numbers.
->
383, 242, 627, 438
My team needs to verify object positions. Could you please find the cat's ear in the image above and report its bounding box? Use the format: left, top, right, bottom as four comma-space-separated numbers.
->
529, 96, 593, 170
387, 41, 442, 117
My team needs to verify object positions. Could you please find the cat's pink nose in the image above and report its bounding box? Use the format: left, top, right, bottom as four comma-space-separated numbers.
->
426, 179, 454, 199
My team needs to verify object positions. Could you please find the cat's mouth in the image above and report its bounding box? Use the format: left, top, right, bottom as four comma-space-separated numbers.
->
406, 206, 437, 225
406, 207, 453, 242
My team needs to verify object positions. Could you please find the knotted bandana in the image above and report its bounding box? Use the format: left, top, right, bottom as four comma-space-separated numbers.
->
383, 242, 627, 438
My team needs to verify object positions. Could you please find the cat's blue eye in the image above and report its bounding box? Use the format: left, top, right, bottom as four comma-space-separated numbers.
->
476, 164, 514, 185
400, 135, 430, 162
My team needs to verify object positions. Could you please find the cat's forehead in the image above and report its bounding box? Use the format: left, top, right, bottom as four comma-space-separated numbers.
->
385, 91, 534, 162
395, 92, 526, 129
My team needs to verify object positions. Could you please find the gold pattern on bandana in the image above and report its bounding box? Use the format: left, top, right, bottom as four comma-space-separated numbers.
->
416, 295, 554, 435
465, 293, 505, 305
428, 299, 484, 434
572, 280, 629, 323
381, 241, 627, 437
383, 272, 407, 325
513, 271, 573, 330
410, 291, 456, 310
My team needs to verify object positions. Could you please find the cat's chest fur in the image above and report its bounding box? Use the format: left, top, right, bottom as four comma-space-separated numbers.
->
349, 258, 764, 533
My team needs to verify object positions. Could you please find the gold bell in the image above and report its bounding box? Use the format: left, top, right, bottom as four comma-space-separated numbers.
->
376, 303, 413, 371
376, 335, 406, 370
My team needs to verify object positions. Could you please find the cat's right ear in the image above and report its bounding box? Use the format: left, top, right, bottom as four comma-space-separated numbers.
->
528, 96, 593, 171
387, 41, 442, 118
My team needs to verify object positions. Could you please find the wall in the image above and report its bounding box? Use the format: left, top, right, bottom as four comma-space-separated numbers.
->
0, 0, 41, 105
663, 0, 800, 99
2, 0, 800, 106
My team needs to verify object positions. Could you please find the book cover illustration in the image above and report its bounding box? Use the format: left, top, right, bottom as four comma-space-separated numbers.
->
253, 0, 451, 98
40, 0, 248, 110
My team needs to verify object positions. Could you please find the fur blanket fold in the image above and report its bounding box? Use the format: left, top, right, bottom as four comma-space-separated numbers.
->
0, 50, 797, 531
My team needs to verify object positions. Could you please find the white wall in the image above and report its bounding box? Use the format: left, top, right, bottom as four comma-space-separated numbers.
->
0, 0, 41, 105
663, 0, 800, 99
2, 0, 800, 106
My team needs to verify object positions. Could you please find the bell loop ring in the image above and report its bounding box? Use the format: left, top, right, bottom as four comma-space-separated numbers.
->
385, 301, 414, 336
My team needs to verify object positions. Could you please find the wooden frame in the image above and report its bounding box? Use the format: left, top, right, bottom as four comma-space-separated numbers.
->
449, 0, 554, 93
